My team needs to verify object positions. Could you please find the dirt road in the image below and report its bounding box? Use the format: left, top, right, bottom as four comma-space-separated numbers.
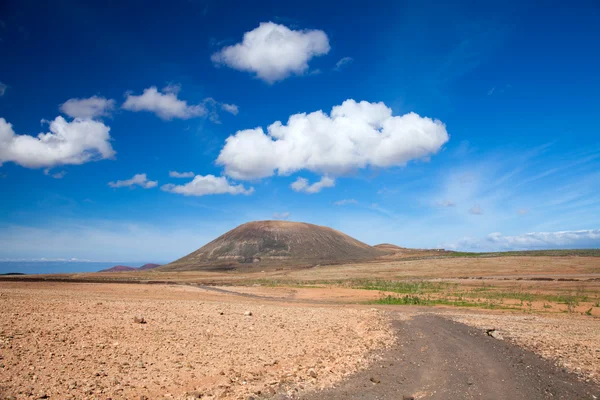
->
302, 314, 599, 400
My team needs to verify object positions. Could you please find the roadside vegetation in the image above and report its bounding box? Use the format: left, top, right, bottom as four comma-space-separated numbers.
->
245, 278, 599, 315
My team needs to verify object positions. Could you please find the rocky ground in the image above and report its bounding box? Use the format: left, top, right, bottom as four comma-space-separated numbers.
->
0, 282, 393, 399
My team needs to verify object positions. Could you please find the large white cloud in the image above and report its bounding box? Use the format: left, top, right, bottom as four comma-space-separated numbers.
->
0, 117, 114, 169
291, 176, 335, 193
122, 86, 207, 120
211, 22, 330, 83
161, 174, 254, 196
60, 96, 115, 119
108, 173, 157, 189
217, 99, 449, 180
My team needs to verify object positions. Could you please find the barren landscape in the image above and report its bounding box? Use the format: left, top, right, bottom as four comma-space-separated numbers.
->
1, 250, 600, 399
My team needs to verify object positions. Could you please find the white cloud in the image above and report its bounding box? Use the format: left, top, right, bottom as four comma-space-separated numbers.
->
0, 117, 115, 169
291, 176, 335, 193
221, 103, 239, 115
272, 212, 290, 220
169, 171, 195, 178
44, 169, 67, 179
517, 208, 529, 215
108, 173, 157, 189
60, 96, 115, 119
446, 230, 600, 251
161, 174, 254, 196
469, 205, 483, 215
217, 99, 449, 180
436, 199, 456, 207
334, 199, 358, 206
0, 82, 7, 96
211, 22, 330, 83
486, 230, 600, 249
334, 56, 353, 71
122, 86, 207, 120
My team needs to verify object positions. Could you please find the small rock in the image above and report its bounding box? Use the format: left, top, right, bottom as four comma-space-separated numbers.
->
135, 361, 145, 368
308, 368, 317, 378
185, 391, 202, 399
403, 396, 415, 400
133, 316, 146, 324
244, 311, 252, 317
370, 376, 381, 384
486, 329, 503, 340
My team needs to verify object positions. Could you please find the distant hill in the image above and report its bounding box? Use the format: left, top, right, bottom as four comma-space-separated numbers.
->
374, 243, 408, 252
159, 220, 385, 271
99, 263, 161, 272
138, 263, 161, 270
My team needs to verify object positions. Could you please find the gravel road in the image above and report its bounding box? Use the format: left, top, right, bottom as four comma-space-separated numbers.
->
302, 314, 600, 400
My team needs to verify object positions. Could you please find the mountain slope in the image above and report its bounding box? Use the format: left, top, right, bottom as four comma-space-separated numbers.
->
160, 220, 384, 271
99, 265, 136, 272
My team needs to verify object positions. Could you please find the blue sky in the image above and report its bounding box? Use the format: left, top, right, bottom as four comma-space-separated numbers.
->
1, 0, 599, 263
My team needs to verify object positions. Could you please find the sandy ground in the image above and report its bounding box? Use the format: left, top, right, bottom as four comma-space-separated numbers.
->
0, 283, 393, 400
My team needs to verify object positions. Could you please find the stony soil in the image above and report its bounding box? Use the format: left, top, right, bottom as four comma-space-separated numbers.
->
0, 282, 393, 400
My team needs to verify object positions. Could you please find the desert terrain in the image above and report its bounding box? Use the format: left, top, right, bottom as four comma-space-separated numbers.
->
1, 253, 600, 399
1, 222, 599, 399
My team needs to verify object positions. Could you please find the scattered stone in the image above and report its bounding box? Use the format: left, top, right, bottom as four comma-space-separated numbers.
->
308, 368, 317, 378
244, 311, 252, 317
135, 361, 145, 368
370, 376, 381, 384
486, 329, 503, 340
403, 396, 415, 400
133, 316, 146, 324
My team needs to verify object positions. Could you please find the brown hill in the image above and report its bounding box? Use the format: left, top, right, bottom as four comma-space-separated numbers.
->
159, 220, 384, 271
138, 263, 161, 271
99, 265, 136, 272
99, 263, 161, 272
374, 243, 407, 252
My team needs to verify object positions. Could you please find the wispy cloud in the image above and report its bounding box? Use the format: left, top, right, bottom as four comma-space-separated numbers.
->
108, 173, 157, 189
444, 229, 600, 251
334, 199, 358, 206
334, 56, 353, 71
272, 212, 290, 220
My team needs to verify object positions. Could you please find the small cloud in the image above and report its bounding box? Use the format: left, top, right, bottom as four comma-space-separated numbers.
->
272, 212, 290, 220
122, 86, 206, 120
436, 200, 455, 207
52, 171, 67, 179
308, 68, 322, 75
487, 87, 495, 96
211, 22, 330, 83
60, 96, 115, 119
334, 199, 357, 206
161, 174, 253, 196
169, 171, 195, 178
334, 56, 353, 71
469, 205, 483, 215
291, 176, 335, 194
517, 208, 529, 215
0, 82, 7, 96
108, 173, 158, 189
221, 103, 239, 115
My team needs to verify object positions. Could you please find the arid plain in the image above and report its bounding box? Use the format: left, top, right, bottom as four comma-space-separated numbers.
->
1, 251, 599, 399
